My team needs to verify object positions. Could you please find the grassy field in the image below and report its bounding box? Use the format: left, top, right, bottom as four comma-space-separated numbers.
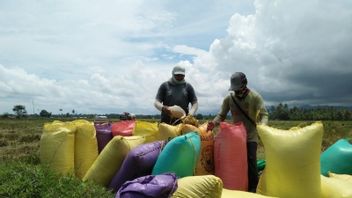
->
0, 118, 351, 197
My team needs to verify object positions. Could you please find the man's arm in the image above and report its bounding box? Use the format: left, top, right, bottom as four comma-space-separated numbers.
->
213, 96, 230, 125
207, 96, 230, 131
189, 101, 198, 115
257, 95, 269, 125
154, 99, 163, 112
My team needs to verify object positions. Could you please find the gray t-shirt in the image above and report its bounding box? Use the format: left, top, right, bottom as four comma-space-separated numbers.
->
156, 81, 197, 124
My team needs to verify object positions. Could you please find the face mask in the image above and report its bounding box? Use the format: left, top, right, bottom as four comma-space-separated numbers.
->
235, 87, 249, 98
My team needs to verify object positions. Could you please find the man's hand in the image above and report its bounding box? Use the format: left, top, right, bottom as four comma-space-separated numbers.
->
162, 106, 172, 116
207, 121, 215, 131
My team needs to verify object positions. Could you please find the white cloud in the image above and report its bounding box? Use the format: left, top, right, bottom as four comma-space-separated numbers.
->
191, 0, 352, 107
1, 0, 351, 115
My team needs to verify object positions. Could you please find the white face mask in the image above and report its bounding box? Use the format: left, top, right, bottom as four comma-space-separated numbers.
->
171, 75, 186, 84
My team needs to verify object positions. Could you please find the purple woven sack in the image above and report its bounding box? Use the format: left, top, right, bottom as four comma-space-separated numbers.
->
109, 141, 165, 192
115, 173, 177, 198
94, 122, 113, 153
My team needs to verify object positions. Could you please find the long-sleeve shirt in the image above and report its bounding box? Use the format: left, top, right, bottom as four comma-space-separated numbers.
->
213, 89, 268, 142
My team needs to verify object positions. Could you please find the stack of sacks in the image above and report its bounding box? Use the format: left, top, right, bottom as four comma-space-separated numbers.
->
214, 122, 248, 190
111, 120, 135, 136
158, 121, 215, 176
157, 115, 200, 141
109, 141, 166, 192
83, 135, 145, 186
152, 132, 201, 178
179, 123, 200, 135
94, 122, 112, 153
256, 122, 323, 198
116, 173, 178, 198
40, 121, 75, 175
133, 120, 159, 143
195, 122, 214, 175
321, 139, 352, 176
40, 120, 99, 178
321, 172, 352, 198
72, 120, 98, 180
171, 175, 223, 198
158, 123, 182, 140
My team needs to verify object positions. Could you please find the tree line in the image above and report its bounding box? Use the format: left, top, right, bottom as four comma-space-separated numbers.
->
4, 103, 352, 121
269, 103, 352, 121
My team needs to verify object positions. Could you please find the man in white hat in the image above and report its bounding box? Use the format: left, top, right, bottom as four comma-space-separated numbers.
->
207, 72, 268, 192
154, 65, 198, 125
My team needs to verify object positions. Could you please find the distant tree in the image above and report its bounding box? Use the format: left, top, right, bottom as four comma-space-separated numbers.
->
72, 109, 75, 114
12, 105, 27, 118
1, 112, 10, 118
195, 113, 203, 120
39, 109, 52, 118
271, 103, 289, 120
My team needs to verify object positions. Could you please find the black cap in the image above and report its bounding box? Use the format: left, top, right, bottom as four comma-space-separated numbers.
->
229, 72, 247, 91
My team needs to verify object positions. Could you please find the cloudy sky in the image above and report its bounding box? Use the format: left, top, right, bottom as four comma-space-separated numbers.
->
1, 0, 351, 115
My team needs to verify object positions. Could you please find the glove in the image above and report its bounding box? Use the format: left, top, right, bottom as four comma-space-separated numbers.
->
207, 121, 215, 131
162, 106, 172, 116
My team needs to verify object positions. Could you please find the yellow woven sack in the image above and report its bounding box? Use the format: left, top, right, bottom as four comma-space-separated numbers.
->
221, 189, 278, 198
172, 175, 223, 198
40, 121, 75, 175
256, 122, 323, 198
72, 119, 98, 180
321, 174, 352, 198
83, 135, 145, 186
329, 172, 352, 184
133, 120, 159, 143
158, 123, 181, 140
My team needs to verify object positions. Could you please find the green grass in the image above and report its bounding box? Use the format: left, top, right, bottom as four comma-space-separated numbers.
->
0, 118, 114, 197
0, 118, 351, 197
0, 161, 113, 198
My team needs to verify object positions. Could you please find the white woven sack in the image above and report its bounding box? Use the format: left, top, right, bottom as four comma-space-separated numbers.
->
169, 105, 186, 119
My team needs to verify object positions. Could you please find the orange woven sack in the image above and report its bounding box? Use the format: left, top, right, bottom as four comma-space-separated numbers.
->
112, 120, 135, 136
195, 122, 214, 175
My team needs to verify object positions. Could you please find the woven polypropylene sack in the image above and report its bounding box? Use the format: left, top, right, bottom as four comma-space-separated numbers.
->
195, 122, 214, 175
179, 124, 200, 135
72, 119, 98, 180
94, 122, 113, 153
133, 120, 159, 143
171, 175, 223, 198
158, 123, 181, 141
329, 172, 352, 183
321, 174, 352, 198
221, 188, 274, 198
256, 122, 323, 198
109, 141, 166, 192
40, 121, 75, 175
221, 189, 277, 198
83, 135, 145, 186
111, 120, 135, 136
116, 173, 177, 198
321, 139, 352, 176
169, 105, 186, 119
152, 132, 201, 178
214, 122, 247, 190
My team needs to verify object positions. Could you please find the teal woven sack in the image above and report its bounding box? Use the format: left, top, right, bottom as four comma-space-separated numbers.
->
152, 132, 201, 178
321, 139, 352, 176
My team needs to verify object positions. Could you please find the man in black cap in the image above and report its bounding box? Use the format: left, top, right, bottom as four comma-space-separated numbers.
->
207, 72, 268, 192
154, 65, 198, 125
